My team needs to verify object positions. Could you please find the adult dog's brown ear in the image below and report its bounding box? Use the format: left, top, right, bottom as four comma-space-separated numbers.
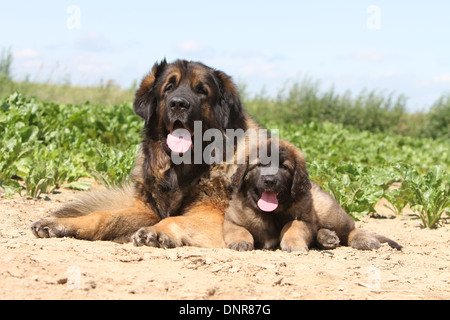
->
231, 163, 249, 192
291, 151, 312, 199
133, 59, 167, 124
214, 70, 245, 130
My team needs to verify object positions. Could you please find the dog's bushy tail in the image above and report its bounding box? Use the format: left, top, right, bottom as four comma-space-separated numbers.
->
52, 184, 137, 218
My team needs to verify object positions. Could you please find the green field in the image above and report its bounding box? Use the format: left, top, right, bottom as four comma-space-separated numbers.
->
0, 74, 449, 228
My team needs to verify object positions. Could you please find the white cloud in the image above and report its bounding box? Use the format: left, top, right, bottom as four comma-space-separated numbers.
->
14, 48, 39, 59
74, 32, 114, 52
175, 40, 205, 55
240, 62, 280, 79
12, 48, 46, 80
412, 74, 450, 88
432, 74, 450, 83
370, 70, 401, 79
72, 54, 112, 75
347, 49, 383, 62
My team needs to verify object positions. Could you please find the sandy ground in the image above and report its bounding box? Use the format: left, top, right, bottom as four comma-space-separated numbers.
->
0, 188, 448, 300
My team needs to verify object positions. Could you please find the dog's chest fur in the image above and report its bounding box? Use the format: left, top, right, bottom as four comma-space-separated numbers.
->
227, 195, 295, 249
133, 145, 236, 219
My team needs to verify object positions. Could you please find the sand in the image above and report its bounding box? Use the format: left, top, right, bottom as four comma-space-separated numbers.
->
0, 189, 448, 300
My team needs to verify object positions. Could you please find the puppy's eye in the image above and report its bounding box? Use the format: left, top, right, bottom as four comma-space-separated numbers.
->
257, 162, 271, 168
281, 164, 289, 170
164, 83, 174, 93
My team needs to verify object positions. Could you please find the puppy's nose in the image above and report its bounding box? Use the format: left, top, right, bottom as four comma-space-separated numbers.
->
169, 97, 190, 110
263, 176, 276, 186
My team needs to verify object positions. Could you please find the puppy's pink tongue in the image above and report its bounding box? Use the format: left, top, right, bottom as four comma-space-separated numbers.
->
167, 129, 192, 153
257, 191, 278, 212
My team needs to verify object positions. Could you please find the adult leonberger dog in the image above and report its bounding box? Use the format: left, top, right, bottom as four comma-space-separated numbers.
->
31, 59, 257, 247
31, 59, 400, 251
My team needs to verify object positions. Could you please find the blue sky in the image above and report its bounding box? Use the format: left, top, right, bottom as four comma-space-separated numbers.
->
1, 0, 449, 111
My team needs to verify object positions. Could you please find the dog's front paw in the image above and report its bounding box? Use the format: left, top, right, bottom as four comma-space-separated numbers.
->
132, 227, 178, 248
280, 239, 309, 253
316, 228, 340, 250
31, 219, 75, 239
227, 240, 254, 252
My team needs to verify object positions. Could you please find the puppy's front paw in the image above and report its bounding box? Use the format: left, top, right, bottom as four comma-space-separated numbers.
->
316, 228, 340, 250
227, 240, 254, 251
280, 239, 309, 253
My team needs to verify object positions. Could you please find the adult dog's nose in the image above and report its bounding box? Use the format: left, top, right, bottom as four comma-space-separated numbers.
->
169, 97, 190, 110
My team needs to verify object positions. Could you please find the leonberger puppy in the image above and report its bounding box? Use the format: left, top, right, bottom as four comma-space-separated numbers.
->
31, 59, 258, 247
224, 139, 403, 251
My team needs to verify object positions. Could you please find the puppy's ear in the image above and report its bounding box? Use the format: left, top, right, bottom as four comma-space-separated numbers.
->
291, 152, 312, 199
231, 163, 249, 192
133, 59, 167, 124
214, 70, 244, 130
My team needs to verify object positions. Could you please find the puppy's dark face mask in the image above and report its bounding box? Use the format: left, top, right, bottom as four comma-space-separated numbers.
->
231, 143, 311, 213
252, 162, 292, 212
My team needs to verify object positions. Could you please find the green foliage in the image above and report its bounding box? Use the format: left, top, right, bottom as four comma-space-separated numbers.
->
308, 161, 387, 220
87, 142, 139, 188
394, 164, 449, 228
425, 94, 450, 139
0, 78, 134, 107
382, 187, 410, 216
0, 92, 142, 197
1, 71, 449, 139
243, 80, 448, 139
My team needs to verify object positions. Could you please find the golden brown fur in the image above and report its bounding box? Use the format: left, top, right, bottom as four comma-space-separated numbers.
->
224, 139, 403, 251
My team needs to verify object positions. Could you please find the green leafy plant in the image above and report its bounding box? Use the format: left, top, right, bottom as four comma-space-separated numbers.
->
382, 187, 410, 216
0, 93, 141, 198
87, 142, 139, 188
24, 161, 55, 198
394, 163, 449, 228
309, 161, 387, 220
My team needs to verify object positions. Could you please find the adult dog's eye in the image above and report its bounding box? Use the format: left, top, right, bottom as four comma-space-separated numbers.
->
196, 84, 208, 96
164, 83, 174, 93
281, 164, 289, 170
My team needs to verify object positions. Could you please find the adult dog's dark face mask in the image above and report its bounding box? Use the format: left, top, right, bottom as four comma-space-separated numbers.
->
133, 59, 246, 156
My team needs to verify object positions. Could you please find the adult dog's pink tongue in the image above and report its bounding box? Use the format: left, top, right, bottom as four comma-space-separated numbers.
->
167, 129, 192, 153
257, 191, 278, 212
